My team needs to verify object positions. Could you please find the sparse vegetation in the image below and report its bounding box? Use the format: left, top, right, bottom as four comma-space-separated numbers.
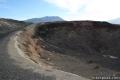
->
93, 65, 100, 69
87, 60, 94, 64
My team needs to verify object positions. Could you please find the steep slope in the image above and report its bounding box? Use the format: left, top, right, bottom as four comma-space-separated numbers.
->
25, 16, 64, 23
0, 18, 29, 37
34, 21, 120, 58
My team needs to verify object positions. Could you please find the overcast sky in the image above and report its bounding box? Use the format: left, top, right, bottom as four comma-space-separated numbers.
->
0, 0, 120, 21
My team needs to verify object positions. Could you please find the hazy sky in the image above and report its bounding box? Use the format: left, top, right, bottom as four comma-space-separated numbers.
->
0, 0, 120, 21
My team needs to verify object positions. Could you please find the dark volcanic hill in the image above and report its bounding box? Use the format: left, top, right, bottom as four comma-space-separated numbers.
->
25, 16, 64, 23
0, 18, 29, 37
34, 21, 120, 57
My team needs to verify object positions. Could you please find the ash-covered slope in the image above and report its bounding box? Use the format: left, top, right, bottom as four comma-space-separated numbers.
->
34, 21, 120, 57
0, 18, 29, 37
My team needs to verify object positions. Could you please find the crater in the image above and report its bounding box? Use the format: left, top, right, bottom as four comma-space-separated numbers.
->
21, 21, 120, 78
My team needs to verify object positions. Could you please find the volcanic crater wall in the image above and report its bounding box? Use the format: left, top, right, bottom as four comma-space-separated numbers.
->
34, 21, 120, 57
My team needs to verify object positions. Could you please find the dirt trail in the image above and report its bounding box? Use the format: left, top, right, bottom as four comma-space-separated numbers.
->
0, 32, 90, 80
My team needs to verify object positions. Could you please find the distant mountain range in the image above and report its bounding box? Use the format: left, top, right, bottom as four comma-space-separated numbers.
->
108, 18, 120, 24
25, 16, 64, 23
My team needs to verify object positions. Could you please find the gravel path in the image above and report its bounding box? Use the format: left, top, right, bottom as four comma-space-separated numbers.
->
0, 32, 90, 80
